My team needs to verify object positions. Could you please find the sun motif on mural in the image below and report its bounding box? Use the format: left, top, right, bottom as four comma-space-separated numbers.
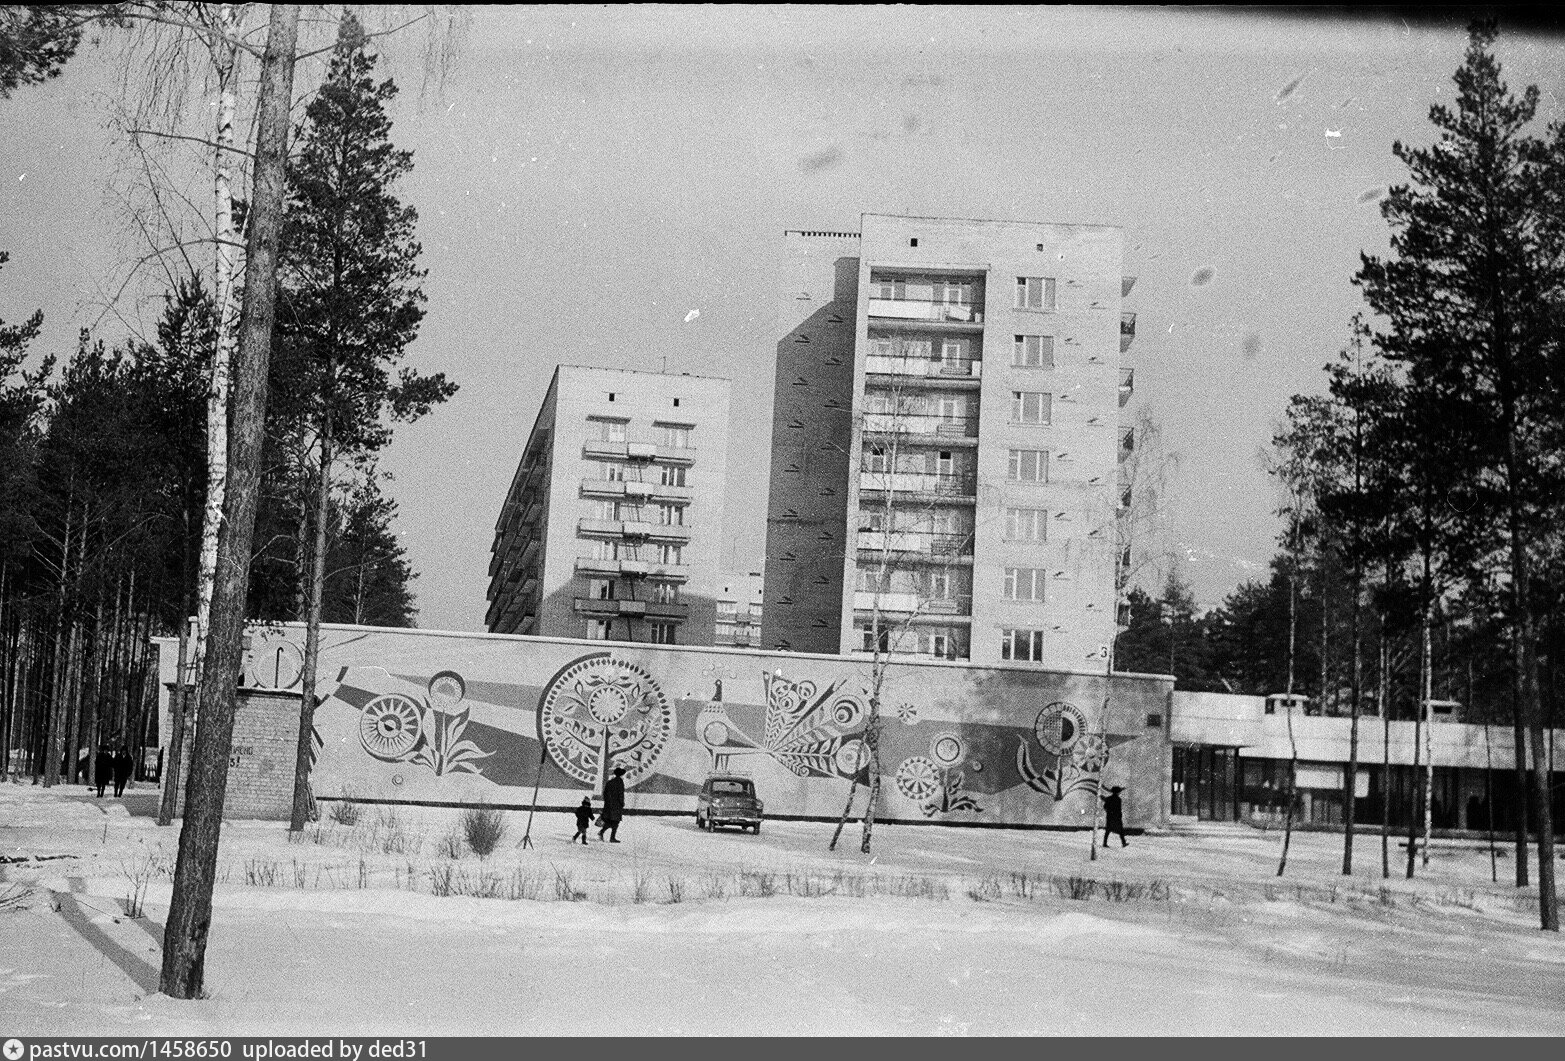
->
537, 654, 674, 788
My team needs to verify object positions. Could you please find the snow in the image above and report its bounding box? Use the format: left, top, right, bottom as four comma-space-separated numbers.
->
3, 783, 1564, 1035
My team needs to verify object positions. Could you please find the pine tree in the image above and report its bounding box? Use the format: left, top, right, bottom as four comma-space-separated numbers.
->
1355, 20, 1560, 929
274, 14, 455, 831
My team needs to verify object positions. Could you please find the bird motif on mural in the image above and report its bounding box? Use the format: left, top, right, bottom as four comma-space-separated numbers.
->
696, 678, 766, 771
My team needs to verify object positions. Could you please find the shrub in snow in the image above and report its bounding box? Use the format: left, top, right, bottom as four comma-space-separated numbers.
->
461, 806, 506, 858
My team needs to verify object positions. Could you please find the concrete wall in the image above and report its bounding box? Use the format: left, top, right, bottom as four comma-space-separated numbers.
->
235, 623, 1174, 829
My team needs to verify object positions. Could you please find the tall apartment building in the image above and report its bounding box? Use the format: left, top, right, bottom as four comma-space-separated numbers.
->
762, 214, 1137, 669
486, 365, 731, 645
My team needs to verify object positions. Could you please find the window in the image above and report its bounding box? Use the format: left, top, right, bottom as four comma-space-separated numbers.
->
658, 464, 686, 487
1004, 507, 1047, 541
1003, 567, 1046, 601
656, 543, 683, 564
1015, 276, 1056, 311
928, 570, 951, 598
874, 278, 906, 300
716, 600, 737, 618
1013, 334, 1054, 368
1007, 449, 1049, 482
602, 462, 627, 482
585, 619, 612, 641
651, 582, 680, 605
650, 622, 677, 645
866, 445, 889, 473
1011, 391, 1051, 425
656, 423, 693, 449
658, 503, 684, 526
1001, 628, 1046, 661
937, 279, 973, 305
936, 450, 955, 476
590, 417, 627, 442
588, 579, 615, 600
858, 624, 891, 653
860, 510, 887, 533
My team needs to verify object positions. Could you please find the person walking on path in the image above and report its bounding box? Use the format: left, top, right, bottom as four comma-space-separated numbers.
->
599, 765, 626, 843
572, 797, 593, 845
112, 746, 134, 797
1101, 785, 1129, 848
94, 748, 114, 798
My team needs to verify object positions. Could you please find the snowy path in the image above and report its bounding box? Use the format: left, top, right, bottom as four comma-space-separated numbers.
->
3, 787, 1564, 1035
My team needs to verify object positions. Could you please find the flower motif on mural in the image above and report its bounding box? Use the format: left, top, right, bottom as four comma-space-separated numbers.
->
537, 654, 674, 788
896, 753, 983, 817
896, 702, 918, 726
1017, 700, 1130, 801
356, 671, 493, 777
760, 671, 869, 779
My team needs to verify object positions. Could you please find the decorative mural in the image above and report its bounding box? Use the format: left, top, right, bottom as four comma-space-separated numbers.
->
240, 627, 1171, 828
357, 670, 493, 777
536, 655, 674, 787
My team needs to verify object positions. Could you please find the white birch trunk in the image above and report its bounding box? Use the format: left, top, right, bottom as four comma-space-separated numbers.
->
193, 4, 241, 686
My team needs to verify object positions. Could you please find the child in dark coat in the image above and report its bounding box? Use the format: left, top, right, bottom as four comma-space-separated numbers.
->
572, 797, 593, 845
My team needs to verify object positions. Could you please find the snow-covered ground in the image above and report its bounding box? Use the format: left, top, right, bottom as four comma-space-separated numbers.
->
3, 783, 1564, 1036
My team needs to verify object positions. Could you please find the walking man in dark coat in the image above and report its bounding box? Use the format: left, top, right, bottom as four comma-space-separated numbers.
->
599, 765, 626, 843
1101, 785, 1129, 848
94, 748, 114, 798
112, 746, 134, 797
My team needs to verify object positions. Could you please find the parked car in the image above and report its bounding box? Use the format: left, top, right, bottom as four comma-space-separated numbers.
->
696, 773, 764, 833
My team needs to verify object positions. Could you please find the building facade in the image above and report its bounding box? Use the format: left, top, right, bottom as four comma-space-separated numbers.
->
763, 215, 1138, 670
486, 365, 732, 646
714, 570, 764, 647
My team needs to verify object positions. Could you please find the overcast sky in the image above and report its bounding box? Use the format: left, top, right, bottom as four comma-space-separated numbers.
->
3, 6, 1563, 632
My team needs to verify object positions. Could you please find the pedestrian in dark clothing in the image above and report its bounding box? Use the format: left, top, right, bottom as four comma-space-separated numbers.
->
599, 766, 626, 842
112, 747, 134, 797
94, 749, 113, 798
1101, 786, 1129, 848
572, 797, 593, 845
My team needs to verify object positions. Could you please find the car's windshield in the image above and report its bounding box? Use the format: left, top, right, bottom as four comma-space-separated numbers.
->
710, 780, 752, 796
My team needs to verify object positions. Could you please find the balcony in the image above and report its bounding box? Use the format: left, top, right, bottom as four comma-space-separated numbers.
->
1119, 367, 1134, 407
856, 530, 972, 558
851, 592, 973, 617
583, 440, 628, 460
852, 591, 922, 613
865, 355, 982, 381
868, 298, 984, 327
575, 597, 649, 618
626, 442, 657, 460
655, 445, 696, 465
862, 413, 978, 440
857, 470, 976, 498
575, 557, 691, 582
849, 648, 972, 663
1120, 312, 1136, 353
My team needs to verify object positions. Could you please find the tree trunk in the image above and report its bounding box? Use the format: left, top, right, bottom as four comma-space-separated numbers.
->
192, 2, 242, 696
828, 776, 859, 852
1510, 625, 1531, 887
161, 3, 299, 1001
1420, 610, 1434, 870
1278, 569, 1298, 876
290, 410, 332, 831
157, 620, 191, 827
1343, 561, 1362, 876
